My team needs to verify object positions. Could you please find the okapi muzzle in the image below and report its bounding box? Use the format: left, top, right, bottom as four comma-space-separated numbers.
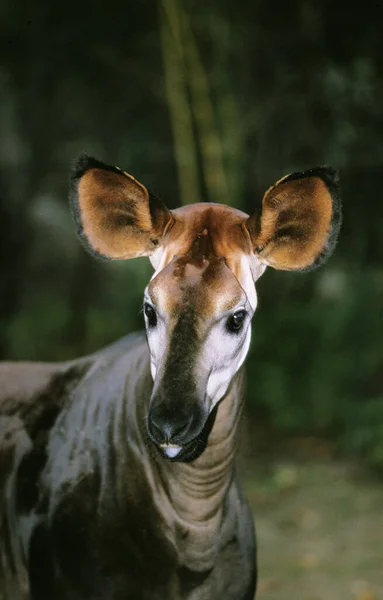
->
147, 304, 210, 461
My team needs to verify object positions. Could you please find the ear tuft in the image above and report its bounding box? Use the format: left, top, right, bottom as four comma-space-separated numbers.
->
246, 165, 342, 271
69, 154, 173, 260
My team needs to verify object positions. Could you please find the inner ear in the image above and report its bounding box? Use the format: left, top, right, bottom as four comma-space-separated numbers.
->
245, 166, 341, 271
70, 155, 173, 260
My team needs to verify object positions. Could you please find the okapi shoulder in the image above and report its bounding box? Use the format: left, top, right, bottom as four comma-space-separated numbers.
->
0, 361, 91, 424
0, 332, 146, 423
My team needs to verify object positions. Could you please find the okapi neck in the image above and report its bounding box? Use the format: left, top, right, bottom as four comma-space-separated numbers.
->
155, 370, 245, 527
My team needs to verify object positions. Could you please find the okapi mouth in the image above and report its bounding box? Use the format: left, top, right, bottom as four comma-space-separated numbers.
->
149, 406, 218, 463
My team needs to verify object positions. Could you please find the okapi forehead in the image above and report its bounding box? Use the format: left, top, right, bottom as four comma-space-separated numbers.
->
149, 254, 244, 317
167, 203, 250, 258
148, 204, 254, 315
151, 202, 253, 271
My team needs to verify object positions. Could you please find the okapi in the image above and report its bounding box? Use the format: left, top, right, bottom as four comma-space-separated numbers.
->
0, 156, 341, 600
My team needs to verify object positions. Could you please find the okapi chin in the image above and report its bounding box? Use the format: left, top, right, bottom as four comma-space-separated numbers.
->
0, 156, 341, 599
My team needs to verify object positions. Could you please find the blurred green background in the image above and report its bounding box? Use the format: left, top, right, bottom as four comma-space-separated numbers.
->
1, 2, 383, 597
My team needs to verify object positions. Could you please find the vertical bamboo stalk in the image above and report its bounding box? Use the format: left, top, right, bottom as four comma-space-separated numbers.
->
208, 14, 246, 206
159, 0, 200, 206
218, 95, 245, 205
180, 7, 229, 205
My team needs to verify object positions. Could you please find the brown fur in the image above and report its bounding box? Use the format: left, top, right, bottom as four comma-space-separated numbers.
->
78, 168, 173, 259
248, 175, 333, 270
149, 254, 244, 321
73, 159, 339, 275
148, 203, 251, 316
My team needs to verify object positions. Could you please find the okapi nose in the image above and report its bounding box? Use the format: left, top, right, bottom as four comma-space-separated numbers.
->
148, 407, 193, 445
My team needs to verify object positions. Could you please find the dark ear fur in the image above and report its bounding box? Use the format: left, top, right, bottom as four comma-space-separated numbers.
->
245, 166, 342, 271
69, 154, 173, 260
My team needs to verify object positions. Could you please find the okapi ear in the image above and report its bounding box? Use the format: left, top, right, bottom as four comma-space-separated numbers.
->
245, 167, 341, 271
69, 155, 173, 259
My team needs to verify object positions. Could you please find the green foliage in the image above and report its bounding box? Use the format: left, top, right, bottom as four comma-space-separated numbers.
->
247, 262, 383, 470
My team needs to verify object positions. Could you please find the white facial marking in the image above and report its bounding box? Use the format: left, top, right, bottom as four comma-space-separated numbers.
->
143, 290, 164, 381
238, 255, 266, 311
205, 316, 252, 411
149, 247, 168, 278
195, 255, 266, 410
161, 444, 182, 458
150, 363, 157, 381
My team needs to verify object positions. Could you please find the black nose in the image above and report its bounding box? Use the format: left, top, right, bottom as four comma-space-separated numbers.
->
148, 405, 193, 445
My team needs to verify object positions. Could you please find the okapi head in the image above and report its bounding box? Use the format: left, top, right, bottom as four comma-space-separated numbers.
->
70, 155, 341, 462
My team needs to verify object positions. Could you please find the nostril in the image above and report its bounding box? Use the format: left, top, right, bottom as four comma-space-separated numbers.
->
148, 410, 192, 445
148, 418, 165, 443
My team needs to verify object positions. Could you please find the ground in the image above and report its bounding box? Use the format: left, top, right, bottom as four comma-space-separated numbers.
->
242, 443, 383, 600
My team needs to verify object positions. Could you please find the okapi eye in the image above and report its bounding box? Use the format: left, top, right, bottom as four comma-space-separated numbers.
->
226, 310, 247, 333
144, 303, 157, 328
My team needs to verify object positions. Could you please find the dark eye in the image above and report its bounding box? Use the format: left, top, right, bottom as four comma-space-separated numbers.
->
226, 310, 247, 333
144, 303, 157, 328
